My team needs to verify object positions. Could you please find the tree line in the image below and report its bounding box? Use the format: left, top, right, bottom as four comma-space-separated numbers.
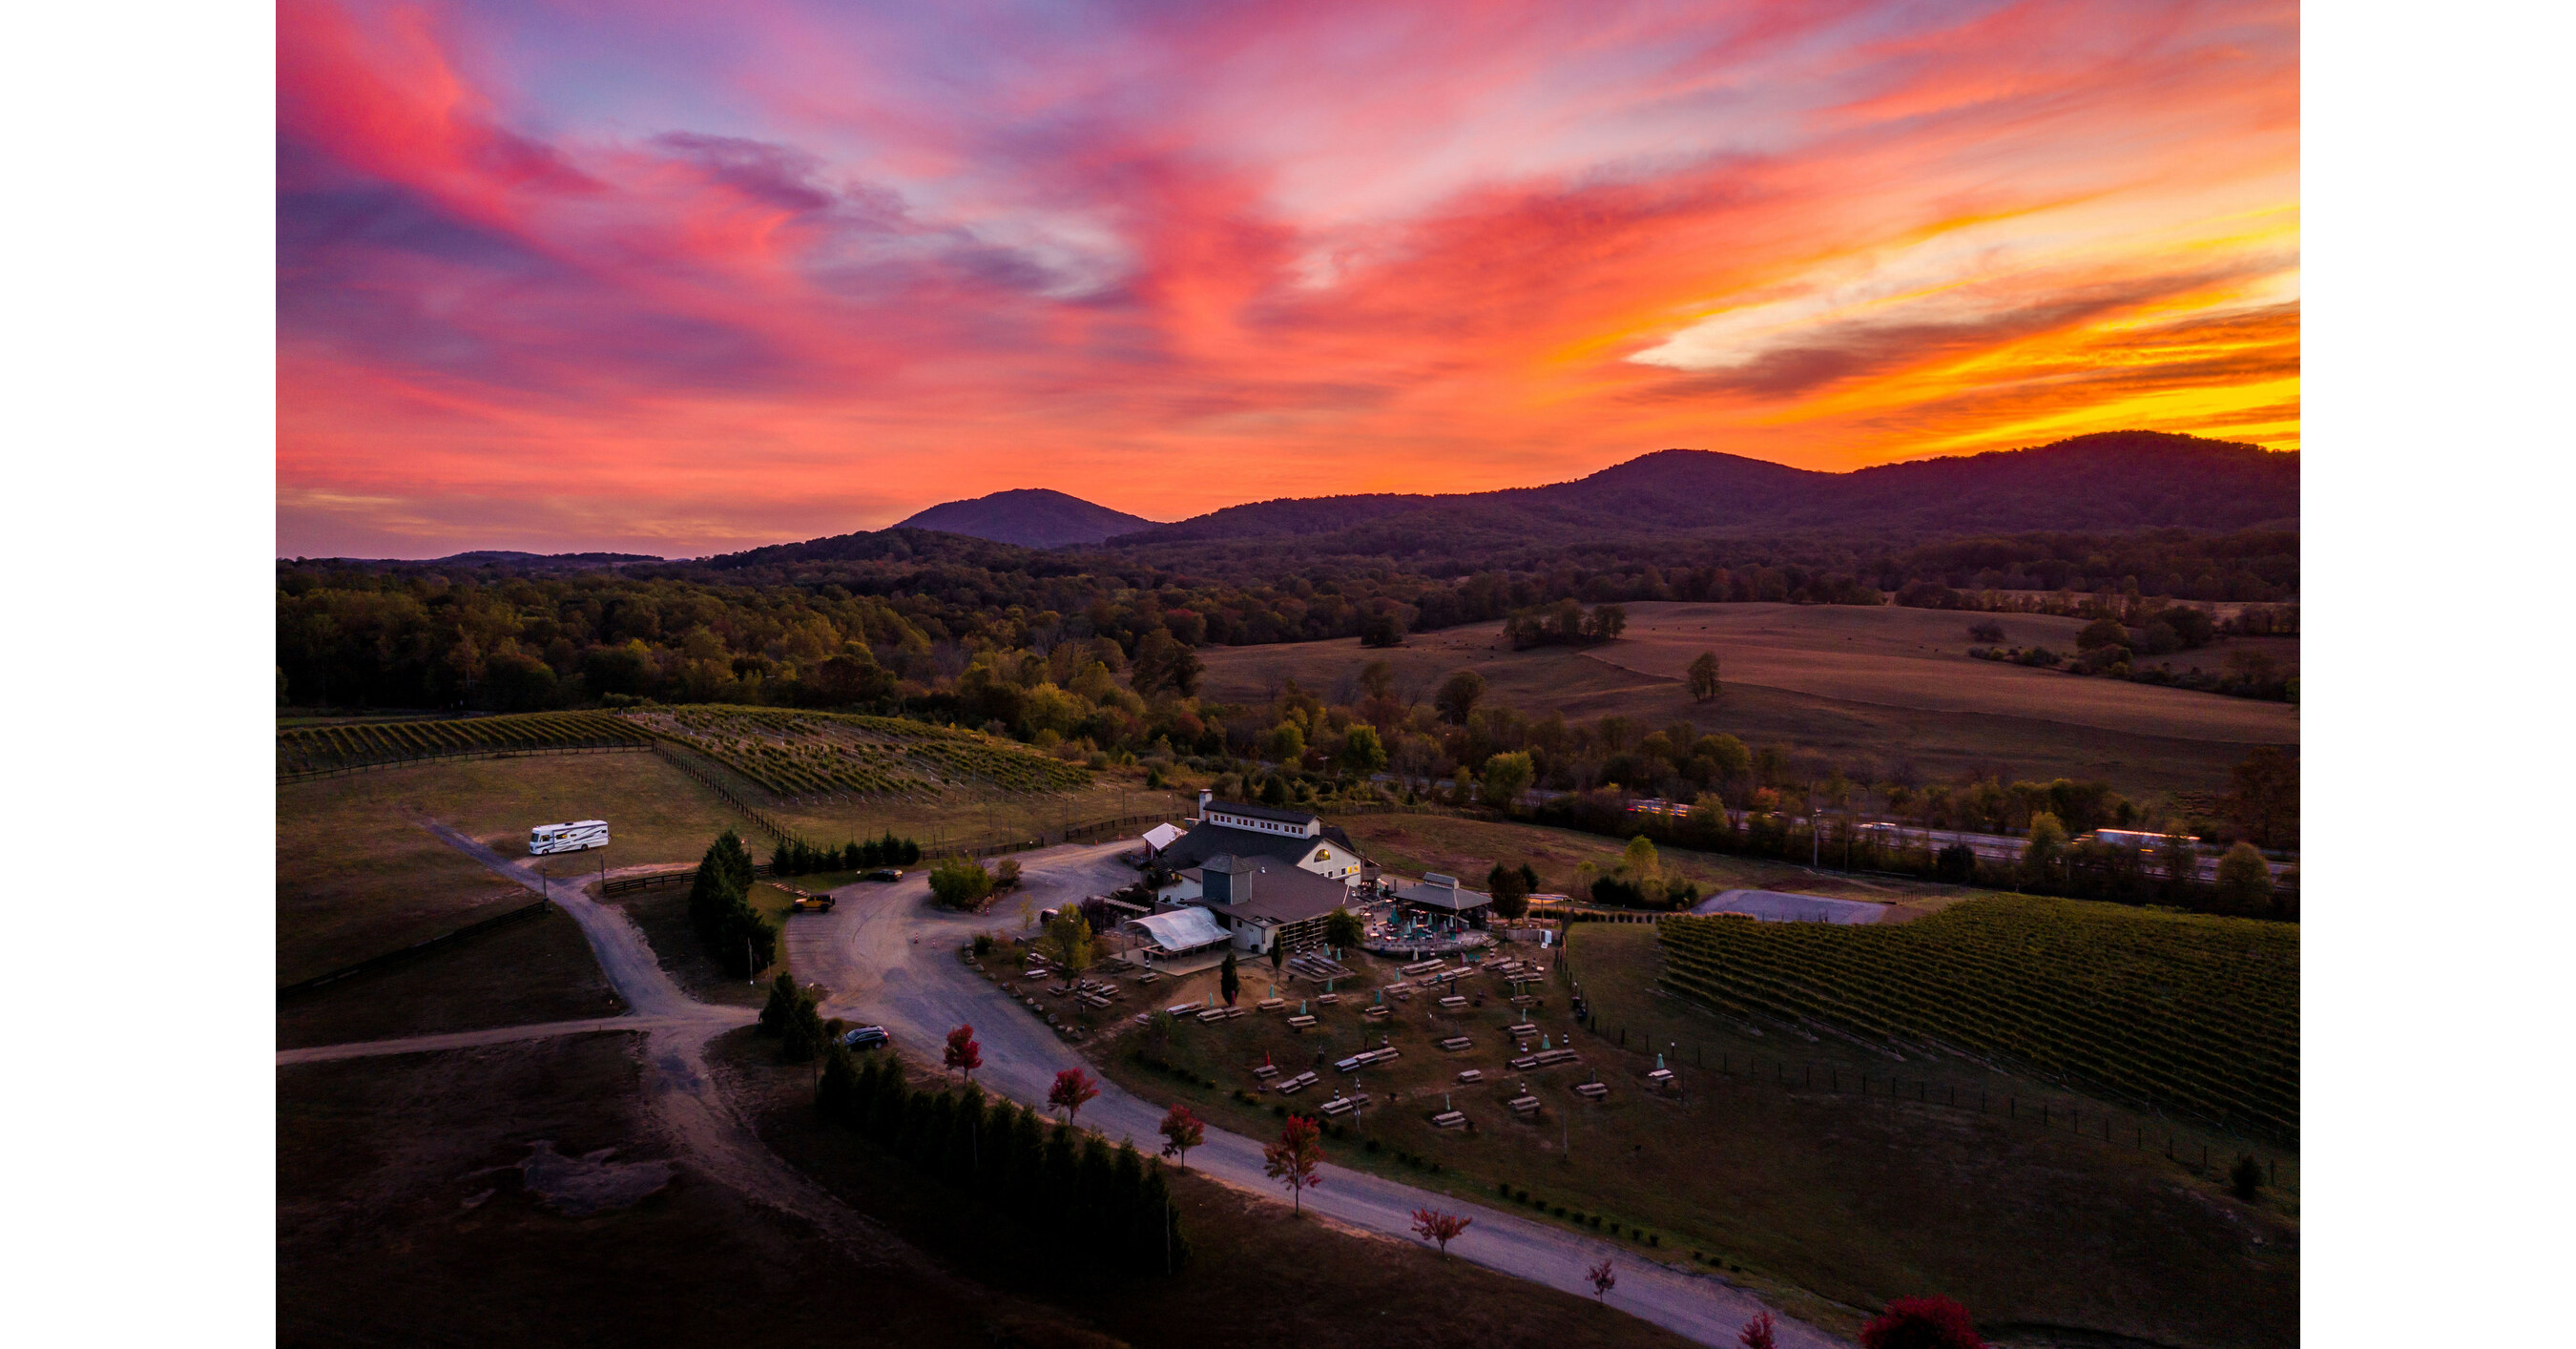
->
768, 832, 923, 877
812, 1048, 1191, 1274
686, 830, 779, 976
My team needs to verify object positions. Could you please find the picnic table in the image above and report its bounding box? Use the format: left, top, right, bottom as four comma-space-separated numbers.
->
1508, 995, 1539, 1008
1509, 1055, 1540, 1070
1439, 1036, 1473, 1051
1646, 1068, 1674, 1086
1165, 1001, 1206, 1016
1438, 996, 1468, 1010
1257, 998, 1286, 1012
1531, 1048, 1580, 1067
1504, 1022, 1540, 1037
1319, 1092, 1370, 1116
1287, 1014, 1318, 1028
1316, 993, 1340, 1006
1132, 970, 1162, 985
1506, 1095, 1542, 1115
1275, 1070, 1319, 1094
1254, 1064, 1280, 1079
1431, 1110, 1467, 1130
1573, 1082, 1610, 1100
1363, 1005, 1392, 1021
1455, 1069, 1484, 1083
1196, 1006, 1244, 1023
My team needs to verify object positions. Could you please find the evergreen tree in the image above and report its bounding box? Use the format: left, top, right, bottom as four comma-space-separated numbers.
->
1219, 951, 1240, 1006
817, 1043, 859, 1123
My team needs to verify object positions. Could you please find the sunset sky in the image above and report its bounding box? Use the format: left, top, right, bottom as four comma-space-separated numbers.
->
277, 0, 2298, 558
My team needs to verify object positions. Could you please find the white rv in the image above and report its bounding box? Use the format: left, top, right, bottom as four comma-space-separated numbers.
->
530, 820, 610, 856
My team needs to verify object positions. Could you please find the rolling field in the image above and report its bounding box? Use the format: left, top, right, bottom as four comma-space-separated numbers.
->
1658, 897, 2299, 1139
1198, 602, 2298, 799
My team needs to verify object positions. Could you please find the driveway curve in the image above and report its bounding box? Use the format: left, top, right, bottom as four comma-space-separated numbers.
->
790, 841, 1848, 1349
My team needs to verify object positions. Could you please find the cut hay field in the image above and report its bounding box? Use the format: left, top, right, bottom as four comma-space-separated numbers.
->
1198, 602, 2297, 798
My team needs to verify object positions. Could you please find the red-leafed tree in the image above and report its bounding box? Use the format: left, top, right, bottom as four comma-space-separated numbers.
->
1739, 1312, 1777, 1349
1048, 1067, 1099, 1124
1587, 1257, 1617, 1303
1859, 1297, 1984, 1349
1262, 1114, 1325, 1214
1411, 1208, 1471, 1256
943, 1024, 982, 1081
1158, 1104, 1205, 1169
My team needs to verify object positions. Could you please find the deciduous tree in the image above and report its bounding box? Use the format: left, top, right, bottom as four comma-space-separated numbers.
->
1323, 905, 1363, 949
1411, 1208, 1470, 1255
1157, 1104, 1205, 1169
943, 1024, 982, 1081
1587, 1257, 1617, 1303
1481, 752, 1534, 808
1263, 1114, 1325, 1214
1435, 670, 1487, 725
2214, 842, 2275, 912
1048, 1068, 1099, 1125
1687, 652, 1722, 702
1739, 1313, 1777, 1349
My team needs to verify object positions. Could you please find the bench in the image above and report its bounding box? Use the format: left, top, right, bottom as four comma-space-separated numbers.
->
1431, 1110, 1467, 1130
1507, 1095, 1541, 1115
1440, 1036, 1473, 1052
1573, 1082, 1610, 1100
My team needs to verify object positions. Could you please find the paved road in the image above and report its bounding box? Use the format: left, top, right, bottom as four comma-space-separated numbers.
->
792, 841, 1847, 1349
1691, 890, 1884, 924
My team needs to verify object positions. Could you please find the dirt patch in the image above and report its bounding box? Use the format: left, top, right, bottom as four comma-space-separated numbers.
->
512, 1140, 675, 1215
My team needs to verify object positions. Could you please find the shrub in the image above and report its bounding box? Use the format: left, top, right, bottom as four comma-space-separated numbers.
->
2231, 1153, 2264, 1200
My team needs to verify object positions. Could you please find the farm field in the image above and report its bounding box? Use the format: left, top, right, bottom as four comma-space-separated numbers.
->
1658, 896, 2299, 1140
1077, 929, 2296, 1349
1197, 605, 2296, 799
277, 905, 628, 1049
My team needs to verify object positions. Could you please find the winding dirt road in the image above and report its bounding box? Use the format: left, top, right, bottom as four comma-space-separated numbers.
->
794, 841, 1848, 1349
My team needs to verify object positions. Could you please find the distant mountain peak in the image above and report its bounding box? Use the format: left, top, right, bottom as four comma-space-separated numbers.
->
895, 488, 1159, 549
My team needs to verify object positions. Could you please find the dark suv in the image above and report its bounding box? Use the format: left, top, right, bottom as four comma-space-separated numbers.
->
839, 1025, 889, 1050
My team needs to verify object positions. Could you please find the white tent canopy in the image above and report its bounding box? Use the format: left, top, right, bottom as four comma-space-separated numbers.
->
1127, 906, 1229, 954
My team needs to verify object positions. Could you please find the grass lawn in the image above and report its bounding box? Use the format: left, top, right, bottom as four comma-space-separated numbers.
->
277, 905, 628, 1049
1077, 927, 2297, 1349
277, 749, 746, 985
713, 1027, 1706, 1349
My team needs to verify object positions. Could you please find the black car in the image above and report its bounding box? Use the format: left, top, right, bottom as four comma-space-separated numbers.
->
862, 868, 904, 882
839, 1025, 889, 1050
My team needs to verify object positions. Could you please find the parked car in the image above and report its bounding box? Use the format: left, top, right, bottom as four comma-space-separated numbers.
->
862, 868, 904, 882
839, 1025, 889, 1050
790, 894, 836, 913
